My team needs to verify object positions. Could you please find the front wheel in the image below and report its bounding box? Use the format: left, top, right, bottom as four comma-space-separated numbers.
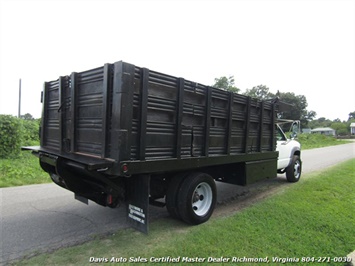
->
177, 172, 217, 225
286, 155, 302, 182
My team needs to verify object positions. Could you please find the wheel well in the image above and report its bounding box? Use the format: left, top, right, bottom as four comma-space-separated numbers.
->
294, 150, 301, 157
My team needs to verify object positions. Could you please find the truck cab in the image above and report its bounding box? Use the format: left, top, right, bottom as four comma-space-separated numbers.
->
276, 120, 302, 182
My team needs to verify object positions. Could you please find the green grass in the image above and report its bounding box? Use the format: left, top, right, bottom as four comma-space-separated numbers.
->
0, 151, 49, 187
298, 133, 350, 150
16, 159, 355, 266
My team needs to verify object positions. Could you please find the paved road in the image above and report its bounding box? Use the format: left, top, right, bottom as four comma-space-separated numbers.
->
301, 142, 355, 173
1, 142, 354, 264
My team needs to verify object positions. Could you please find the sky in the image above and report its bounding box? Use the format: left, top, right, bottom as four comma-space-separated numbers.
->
0, 0, 354, 121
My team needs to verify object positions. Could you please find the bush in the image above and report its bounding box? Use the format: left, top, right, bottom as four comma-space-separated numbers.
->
0, 115, 23, 158
297, 133, 348, 149
22, 118, 40, 146
0, 115, 40, 158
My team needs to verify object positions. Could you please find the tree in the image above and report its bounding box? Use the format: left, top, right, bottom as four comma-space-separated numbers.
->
277, 92, 310, 128
318, 117, 328, 123
243, 85, 275, 100
348, 111, 355, 121
308, 117, 332, 129
304, 110, 317, 122
212, 76, 240, 93
21, 113, 34, 120
331, 122, 348, 136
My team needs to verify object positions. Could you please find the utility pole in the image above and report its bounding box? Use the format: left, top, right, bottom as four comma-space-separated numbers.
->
18, 78, 21, 118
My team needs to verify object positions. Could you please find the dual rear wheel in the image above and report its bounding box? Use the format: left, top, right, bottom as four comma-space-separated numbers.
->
166, 172, 217, 225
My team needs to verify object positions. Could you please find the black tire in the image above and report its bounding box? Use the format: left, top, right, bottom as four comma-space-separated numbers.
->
286, 155, 302, 183
165, 172, 188, 219
177, 172, 217, 225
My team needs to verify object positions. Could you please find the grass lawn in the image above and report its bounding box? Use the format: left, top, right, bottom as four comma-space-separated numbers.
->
0, 151, 49, 187
298, 134, 350, 150
15, 159, 355, 266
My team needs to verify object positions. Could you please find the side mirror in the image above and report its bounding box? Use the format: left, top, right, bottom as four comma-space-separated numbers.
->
290, 132, 297, 139
290, 122, 299, 139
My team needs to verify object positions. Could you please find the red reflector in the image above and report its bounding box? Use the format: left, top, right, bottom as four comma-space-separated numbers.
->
122, 164, 128, 173
107, 194, 113, 205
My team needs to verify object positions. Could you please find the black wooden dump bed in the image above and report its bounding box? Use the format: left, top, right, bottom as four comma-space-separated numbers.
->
27, 61, 277, 177
23, 60, 285, 233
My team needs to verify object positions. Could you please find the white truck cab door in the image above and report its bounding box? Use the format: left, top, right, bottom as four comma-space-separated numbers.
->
276, 125, 294, 170
276, 122, 302, 182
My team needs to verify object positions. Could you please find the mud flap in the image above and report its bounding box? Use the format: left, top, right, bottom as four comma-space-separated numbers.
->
126, 175, 150, 234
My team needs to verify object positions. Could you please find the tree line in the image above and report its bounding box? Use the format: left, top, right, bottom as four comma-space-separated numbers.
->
212, 76, 355, 135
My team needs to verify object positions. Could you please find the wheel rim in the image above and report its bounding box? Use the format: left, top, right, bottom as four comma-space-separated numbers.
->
191, 182, 213, 216
294, 160, 301, 179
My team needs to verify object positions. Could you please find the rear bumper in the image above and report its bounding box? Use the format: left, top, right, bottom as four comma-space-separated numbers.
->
22, 146, 124, 207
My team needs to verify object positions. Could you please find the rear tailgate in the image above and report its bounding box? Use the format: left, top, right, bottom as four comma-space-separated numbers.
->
41, 65, 112, 159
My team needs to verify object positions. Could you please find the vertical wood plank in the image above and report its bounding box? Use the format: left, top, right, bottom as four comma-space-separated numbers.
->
244, 97, 251, 153
139, 68, 149, 160
226, 92, 233, 155
40, 82, 48, 147
259, 101, 264, 152
58, 76, 65, 152
176, 78, 184, 159
101, 64, 111, 158
70, 72, 77, 152
204, 87, 212, 157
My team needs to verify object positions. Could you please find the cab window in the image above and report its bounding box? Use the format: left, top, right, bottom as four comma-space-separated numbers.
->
277, 125, 287, 141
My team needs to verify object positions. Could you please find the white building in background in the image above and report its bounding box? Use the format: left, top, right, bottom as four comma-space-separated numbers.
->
311, 127, 336, 136
350, 123, 355, 135
302, 128, 312, 134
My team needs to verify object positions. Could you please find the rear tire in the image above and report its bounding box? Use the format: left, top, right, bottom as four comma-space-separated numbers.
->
177, 172, 216, 225
286, 155, 302, 182
166, 172, 188, 219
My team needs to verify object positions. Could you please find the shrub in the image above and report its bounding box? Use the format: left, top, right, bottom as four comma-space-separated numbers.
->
22, 118, 40, 146
0, 115, 40, 158
0, 115, 23, 158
